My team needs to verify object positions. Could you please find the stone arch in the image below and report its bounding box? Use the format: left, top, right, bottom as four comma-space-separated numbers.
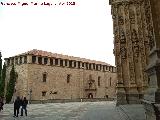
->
88, 93, 93, 99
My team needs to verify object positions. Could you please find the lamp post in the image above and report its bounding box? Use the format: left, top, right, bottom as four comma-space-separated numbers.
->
80, 66, 84, 102
29, 88, 32, 104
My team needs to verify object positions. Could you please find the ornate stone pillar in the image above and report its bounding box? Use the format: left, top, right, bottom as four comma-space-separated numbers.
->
143, 0, 160, 119
109, 0, 150, 105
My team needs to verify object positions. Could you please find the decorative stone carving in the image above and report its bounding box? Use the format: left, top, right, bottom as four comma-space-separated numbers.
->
120, 29, 126, 44
120, 46, 127, 59
129, 9, 135, 24
144, 0, 155, 50
148, 28, 155, 50
118, 16, 124, 25
110, 0, 150, 105
129, 62, 136, 83
131, 29, 140, 60
132, 29, 138, 42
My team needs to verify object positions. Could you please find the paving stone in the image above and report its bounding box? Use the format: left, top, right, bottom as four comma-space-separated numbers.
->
0, 101, 146, 120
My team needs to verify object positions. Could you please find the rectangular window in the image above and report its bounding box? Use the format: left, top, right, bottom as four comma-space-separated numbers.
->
32, 56, 36, 63
111, 67, 113, 72
11, 58, 14, 65
103, 65, 105, 71
93, 63, 95, 70
42, 91, 46, 96
106, 66, 108, 71
86, 63, 88, 70
110, 67, 112, 72
74, 61, 76, 67
89, 64, 92, 70
19, 57, 22, 64
50, 58, 53, 65
78, 61, 80, 68
55, 59, 58, 65
65, 60, 68, 66
44, 58, 48, 64
99, 65, 102, 71
7, 59, 10, 66
43, 73, 47, 82
82, 63, 84, 67
96, 65, 98, 70
60, 59, 63, 66
110, 77, 112, 86
98, 76, 101, 86
67, 74, 71, 83
38, 57, 42, 64
15, 58, 18, 64
24, 56, 27, 63
69, 60, 72, 67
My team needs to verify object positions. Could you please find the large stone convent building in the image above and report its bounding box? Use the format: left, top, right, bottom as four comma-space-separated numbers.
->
4, 49, 116, 102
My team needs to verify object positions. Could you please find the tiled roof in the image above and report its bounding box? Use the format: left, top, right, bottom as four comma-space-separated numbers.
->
10, 49, 112, 66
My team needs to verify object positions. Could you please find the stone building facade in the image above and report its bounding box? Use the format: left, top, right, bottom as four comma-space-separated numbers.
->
4, 49, 117, 102
110, 0, 160, 119
109, 0, 152, 105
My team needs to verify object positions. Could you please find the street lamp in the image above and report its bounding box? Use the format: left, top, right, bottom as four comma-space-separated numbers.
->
80, 66, 85, 102
29, 88, 32, 104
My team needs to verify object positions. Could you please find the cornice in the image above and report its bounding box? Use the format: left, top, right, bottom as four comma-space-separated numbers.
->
109, 0, 144, 5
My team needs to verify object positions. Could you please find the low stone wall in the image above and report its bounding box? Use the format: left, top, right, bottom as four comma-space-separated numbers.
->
30, 98, 116, 104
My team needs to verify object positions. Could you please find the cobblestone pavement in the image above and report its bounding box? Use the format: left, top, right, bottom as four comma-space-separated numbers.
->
0, 101, 145, 120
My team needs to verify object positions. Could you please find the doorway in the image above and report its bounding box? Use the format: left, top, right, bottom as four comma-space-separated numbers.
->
88, 93, 93, 99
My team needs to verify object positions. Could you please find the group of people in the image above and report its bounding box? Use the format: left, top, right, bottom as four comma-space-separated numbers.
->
14, 96, 28, 117
0, 96, 4, 112
0, 96, 28, 117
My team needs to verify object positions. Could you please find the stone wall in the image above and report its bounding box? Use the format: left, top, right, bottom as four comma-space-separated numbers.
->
4, 50, 117, 102
110, 0, 151, 105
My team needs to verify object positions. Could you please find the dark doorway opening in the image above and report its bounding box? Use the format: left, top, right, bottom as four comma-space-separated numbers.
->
88, 93, 93, 99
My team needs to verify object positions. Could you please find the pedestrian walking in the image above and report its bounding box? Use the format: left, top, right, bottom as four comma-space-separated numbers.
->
21, 97, 28, 116
0, 96, 4, 112
13, 96, 21, 117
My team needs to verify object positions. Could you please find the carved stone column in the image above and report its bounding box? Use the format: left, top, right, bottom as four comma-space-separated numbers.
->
143, 0, 160, 119
109, 0, 150, 105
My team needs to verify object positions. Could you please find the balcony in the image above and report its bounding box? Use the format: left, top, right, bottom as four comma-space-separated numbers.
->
85, 88, 97, 91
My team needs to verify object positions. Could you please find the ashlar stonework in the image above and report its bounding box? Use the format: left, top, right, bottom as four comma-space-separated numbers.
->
110, 0, 160, 119
4, 49, 117, 102
110, 0, 152, 105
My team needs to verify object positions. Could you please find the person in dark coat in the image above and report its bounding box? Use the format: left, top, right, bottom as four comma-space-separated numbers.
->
13, 96, 21, 117
0, 96, 4, 112
21, 97, 28, 116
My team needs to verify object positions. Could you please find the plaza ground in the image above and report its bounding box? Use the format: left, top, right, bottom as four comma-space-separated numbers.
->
0, 101, 145, 120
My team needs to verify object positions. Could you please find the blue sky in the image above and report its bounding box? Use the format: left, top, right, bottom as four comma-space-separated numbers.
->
0, 0, 114, 65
